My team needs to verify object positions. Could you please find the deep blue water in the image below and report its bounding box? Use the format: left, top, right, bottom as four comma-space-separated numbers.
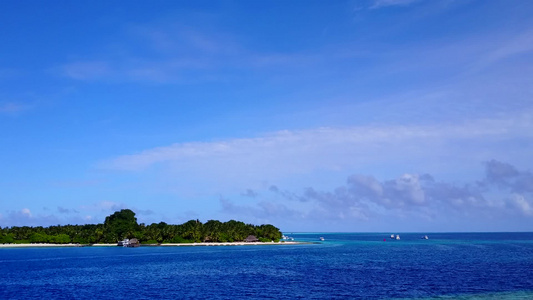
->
1, 232, 533, 299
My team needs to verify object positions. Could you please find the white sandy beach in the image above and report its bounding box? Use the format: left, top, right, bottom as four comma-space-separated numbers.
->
155, 241, 303, 246
0, 243, 84, 248
90, 241, 305, 247
0, 241, 304, 248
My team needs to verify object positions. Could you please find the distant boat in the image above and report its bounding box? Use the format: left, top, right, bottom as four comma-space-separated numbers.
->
422, 235, 428, 240
390, 234, 395, 239
319, 237, 325, 241
282, 235, 294, 241
395, 235, 400, 240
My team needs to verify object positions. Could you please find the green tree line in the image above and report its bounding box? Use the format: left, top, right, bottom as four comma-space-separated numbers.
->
0, 209, 282, 244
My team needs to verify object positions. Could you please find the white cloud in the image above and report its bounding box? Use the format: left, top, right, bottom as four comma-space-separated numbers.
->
509, 194, 533, 216
221, 160, 533, 231
101, 114, 533, 182
21, 208, 32, 217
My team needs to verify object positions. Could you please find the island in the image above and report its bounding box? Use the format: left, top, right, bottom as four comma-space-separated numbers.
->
0, 209, 284, 246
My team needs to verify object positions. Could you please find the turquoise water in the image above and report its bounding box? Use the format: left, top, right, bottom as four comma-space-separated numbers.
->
1, 232, 532, 299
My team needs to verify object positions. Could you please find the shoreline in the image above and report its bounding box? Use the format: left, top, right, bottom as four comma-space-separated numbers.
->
148, 241, 306, 246
0, 243, 85, 248
0, 241, 308, 248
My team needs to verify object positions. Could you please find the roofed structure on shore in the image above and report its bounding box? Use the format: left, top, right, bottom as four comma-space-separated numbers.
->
128, 238, 140, 247
244, 235, 259, 242
118, 238, 140, 247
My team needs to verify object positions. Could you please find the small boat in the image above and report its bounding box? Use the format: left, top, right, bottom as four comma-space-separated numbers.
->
118, 239, 131, 247
395, 235, 400, 240
422, 235, 428, 240
390, 234, 395, 239
282, 235, 294, 241
319, 237, 325, 241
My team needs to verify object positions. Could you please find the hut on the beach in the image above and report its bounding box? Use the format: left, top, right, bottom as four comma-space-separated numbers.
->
127, 238, 140, 247
244, 235, 259, 242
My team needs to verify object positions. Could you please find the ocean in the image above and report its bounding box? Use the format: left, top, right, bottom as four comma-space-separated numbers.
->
1, 232, 532, 299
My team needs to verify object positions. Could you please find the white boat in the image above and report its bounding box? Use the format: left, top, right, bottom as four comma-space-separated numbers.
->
319, 237, 325, 241
117, 239, 129, 246
395, 235, 400, 240
390, 234, 395, 239
423, 235, 428, 240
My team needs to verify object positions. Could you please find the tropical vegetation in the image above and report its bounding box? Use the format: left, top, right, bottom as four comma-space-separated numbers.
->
0, 209, 282, 244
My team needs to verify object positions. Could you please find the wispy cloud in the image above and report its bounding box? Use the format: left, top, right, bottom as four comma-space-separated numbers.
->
79, 201, 128, 213
49, 179, 103, 188
241, 189, 258, 198
0, 208, 61, 227
481, 29, 533, 64
370, 0, 422, 9
55, 18, 333, 85
0, 102, 33, 114
62, 61, 111, 80
101, 113, 533, 176
0, 68, 24, 79
57, 206, 79, 214
220, 197, 303, 225
0, 202, 158, 227
59, 24, 249, 83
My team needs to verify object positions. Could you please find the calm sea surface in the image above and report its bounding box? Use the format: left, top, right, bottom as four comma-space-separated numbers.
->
1, 232, 533, 299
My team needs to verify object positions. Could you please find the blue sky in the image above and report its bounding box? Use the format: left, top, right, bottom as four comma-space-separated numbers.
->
1, 0, 533, 232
